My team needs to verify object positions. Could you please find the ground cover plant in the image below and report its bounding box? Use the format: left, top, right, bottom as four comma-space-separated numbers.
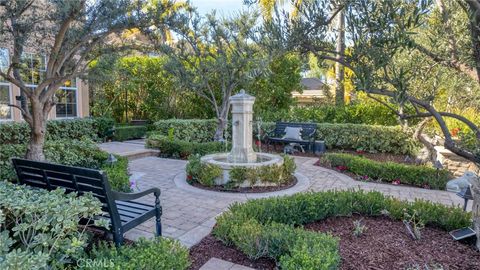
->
84, 237, 190, 270
213, 190, 472, 269
0, 181, 107, 269
320, 153, 451, 190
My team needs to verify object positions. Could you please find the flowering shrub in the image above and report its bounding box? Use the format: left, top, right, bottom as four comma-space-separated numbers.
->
0, 182, 108, 269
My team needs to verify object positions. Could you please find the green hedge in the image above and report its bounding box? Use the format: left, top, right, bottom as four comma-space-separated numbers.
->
153, 119, 218, 143
114, 125, 147, 141
84, 237, 190, 270
0, 139, 130, 192
152, 119, 419, 155
260, 102, 402, 126
0, 117, 115, 145
0, 181, 106, 269
214, 190, 470, 269
322, 153, 451, 190
146, 133, 229, 159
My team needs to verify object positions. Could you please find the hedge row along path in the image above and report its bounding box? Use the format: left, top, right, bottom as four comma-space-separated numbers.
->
99, 141, 467, 249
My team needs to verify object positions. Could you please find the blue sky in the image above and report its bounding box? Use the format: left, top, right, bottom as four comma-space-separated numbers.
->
190, 0, 248, 16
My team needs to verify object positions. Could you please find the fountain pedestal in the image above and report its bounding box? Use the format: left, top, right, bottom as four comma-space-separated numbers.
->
228, 90, 257, 163
200, 90, 284, 186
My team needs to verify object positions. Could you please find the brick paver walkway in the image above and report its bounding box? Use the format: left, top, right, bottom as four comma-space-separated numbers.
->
100, 142, 466, 248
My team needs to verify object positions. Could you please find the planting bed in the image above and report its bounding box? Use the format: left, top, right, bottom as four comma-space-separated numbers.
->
187, 176, 297, 193
189, 215, 480, 270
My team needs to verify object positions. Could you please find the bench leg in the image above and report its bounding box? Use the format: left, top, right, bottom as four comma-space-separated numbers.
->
155, 196, 162, 236
113, 228, 124, 247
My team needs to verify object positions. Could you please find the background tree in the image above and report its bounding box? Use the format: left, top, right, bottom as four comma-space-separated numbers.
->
261, 0, 479, 163
154, 11, 267, 141
0, 0, 181, 160
88, 55, 215, 121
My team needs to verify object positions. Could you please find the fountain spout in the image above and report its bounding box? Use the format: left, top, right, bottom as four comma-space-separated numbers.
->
228, 90, 257, 163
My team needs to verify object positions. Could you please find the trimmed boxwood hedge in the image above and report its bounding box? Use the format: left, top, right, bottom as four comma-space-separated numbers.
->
321, 153, 451, 190
214, 190, 471, 269
114, 125, 147, 141
146, 133, 230, 159
153, 119, 218, 143
152, 119, 419, 155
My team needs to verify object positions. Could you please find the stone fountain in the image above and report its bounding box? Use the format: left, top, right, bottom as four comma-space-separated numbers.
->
201, 90, 283, 186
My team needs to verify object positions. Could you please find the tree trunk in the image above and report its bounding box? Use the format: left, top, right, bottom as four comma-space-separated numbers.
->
25, 99, 47, 161
470, 175, 480, 250
335, 8, 346, 107
214, 103, 230, 141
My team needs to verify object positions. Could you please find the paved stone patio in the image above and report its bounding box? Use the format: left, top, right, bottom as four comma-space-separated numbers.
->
100, 141, 467, 248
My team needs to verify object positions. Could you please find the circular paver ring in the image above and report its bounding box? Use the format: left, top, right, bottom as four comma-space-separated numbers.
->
173, 172, 311, 200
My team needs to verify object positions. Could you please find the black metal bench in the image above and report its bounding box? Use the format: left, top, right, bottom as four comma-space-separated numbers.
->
11, 158, 161, 246
266, 122, 317, 152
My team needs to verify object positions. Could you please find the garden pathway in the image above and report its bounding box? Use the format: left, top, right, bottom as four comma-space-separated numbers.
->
99, 141, 467, 249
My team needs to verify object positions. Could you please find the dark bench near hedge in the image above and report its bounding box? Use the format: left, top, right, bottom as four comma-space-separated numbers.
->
11, 158, 162, 246
266, 122, 317, 152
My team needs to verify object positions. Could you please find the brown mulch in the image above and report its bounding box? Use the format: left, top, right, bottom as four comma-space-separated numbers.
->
188, 176, 297, 193
188, 235, 276, 270
189, 216, 480, 270
304, 215, 480, 270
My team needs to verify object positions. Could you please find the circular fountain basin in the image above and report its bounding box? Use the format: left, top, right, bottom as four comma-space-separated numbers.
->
201, 152, 284, 187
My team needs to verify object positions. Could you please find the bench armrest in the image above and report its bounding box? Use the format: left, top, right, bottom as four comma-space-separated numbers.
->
111, 187, 161, 201
307, 130, 316, 140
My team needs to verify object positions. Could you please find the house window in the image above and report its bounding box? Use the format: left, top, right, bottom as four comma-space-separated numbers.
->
0, 48, 12, 120
20, 52, 46, 85
55, 79, 77, 118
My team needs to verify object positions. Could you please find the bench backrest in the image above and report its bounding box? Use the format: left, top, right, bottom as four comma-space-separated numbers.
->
11, 158, 120, 229
273, 122, 317, 139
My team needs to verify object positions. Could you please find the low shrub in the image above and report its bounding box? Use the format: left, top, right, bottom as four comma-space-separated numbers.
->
187, 155, 296, 188
0, 181, 107, 269
113, 125, 147, 141
152, 119, 418, 155
321, 153, 451, 189
229, 155, 296, 186
101, 156, 131, 192
0, 139, 130, 192
146, 133, 229, 159
214, 190, 470, 268
83, 237, 190, 270
153, 119, 218, 143
93, 117, 116, 140
186, 155, 222, 186
0, 118, 115, 145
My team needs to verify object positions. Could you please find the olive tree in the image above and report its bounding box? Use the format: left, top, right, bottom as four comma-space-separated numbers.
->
258, 0, 480, 250
0, 0, 180, 160
154, 11, 267, 141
